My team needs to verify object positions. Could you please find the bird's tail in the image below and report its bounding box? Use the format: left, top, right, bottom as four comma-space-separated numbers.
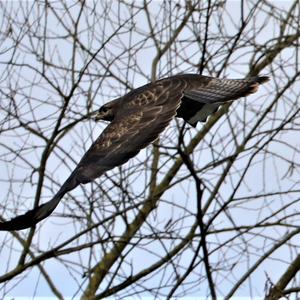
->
245, 76, 269, 95
0, 173, 78, 231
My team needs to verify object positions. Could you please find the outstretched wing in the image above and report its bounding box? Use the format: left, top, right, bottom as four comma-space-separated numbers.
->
0, 78, 185, 231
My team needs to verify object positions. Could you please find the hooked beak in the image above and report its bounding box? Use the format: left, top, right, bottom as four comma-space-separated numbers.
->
94, 111, 105, 121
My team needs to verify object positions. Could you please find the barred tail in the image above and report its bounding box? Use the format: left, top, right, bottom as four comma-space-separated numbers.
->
0, 174, 78, 231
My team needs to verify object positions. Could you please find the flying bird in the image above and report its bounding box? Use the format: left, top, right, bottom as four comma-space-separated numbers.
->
0, 74, 269, 231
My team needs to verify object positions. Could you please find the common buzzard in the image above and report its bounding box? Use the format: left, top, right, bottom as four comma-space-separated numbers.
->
0, 74, 269, 231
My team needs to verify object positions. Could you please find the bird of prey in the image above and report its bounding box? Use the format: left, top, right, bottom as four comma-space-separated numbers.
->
0, 74, 269, 231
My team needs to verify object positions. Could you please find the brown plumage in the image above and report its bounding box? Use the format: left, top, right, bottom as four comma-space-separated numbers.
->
0, 74, 269, 231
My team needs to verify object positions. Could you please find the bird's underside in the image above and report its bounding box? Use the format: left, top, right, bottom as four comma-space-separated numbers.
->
0, 74, 269, 231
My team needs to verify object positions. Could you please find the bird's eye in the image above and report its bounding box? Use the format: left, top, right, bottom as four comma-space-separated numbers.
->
100, 106, 109, 113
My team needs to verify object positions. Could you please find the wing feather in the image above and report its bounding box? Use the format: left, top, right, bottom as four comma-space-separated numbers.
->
0, 78, 185, 230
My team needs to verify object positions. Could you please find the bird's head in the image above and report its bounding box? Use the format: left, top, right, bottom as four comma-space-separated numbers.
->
95, 98, 120, 122
95, 104, 114, 122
